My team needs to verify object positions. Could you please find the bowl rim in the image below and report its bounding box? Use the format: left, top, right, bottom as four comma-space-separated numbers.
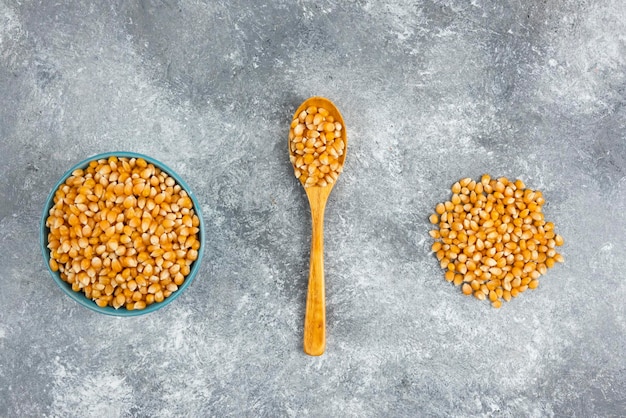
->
40, 151, 205, 316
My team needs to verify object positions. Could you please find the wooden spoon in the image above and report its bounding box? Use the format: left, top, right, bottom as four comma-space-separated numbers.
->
288, 97, 347, 356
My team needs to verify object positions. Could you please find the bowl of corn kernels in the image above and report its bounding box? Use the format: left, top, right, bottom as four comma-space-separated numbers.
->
40, 152, 205, 316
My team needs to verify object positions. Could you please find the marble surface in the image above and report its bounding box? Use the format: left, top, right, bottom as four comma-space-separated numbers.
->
1, 0, 625, 416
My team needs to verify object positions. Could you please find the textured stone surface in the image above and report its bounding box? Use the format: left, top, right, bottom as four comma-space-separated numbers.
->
1, 0, 625, 416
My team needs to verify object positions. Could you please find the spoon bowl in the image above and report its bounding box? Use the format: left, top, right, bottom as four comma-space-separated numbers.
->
288, 97, 347, 355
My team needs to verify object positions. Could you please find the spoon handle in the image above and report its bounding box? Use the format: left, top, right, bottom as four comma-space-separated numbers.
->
303, 188, 329, 356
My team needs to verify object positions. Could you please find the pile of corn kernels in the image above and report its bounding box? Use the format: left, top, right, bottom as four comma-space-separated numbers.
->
45, 156, 200, 310
429, 175, 564, 308
289, 106, 345, 188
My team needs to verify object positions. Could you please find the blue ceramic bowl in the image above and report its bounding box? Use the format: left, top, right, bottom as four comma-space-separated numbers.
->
40, 152, 205, 316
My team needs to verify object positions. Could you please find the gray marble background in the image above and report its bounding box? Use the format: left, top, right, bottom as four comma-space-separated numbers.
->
1, 0, 625, 416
